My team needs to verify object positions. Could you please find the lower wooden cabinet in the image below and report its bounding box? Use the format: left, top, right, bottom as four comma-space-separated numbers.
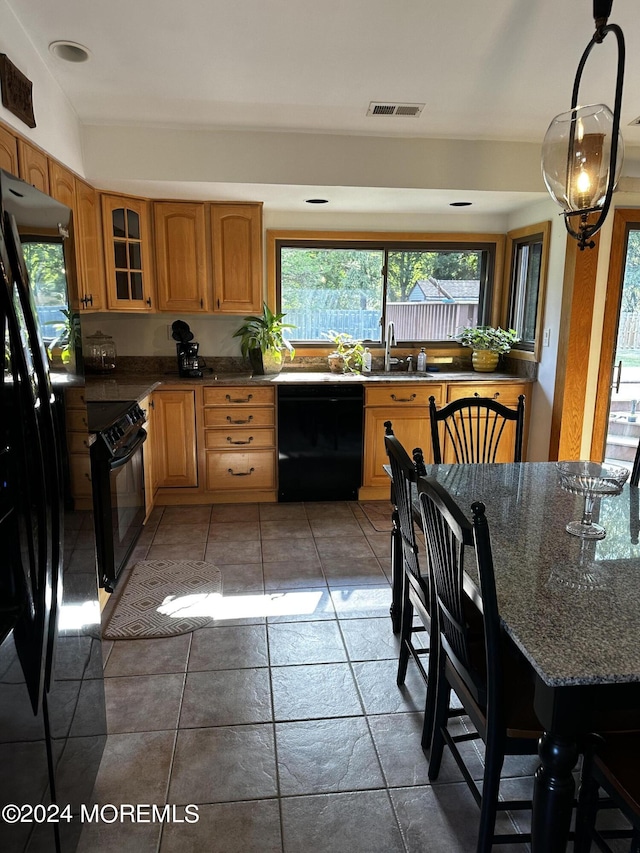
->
64, 387, 93, 511
152, 390, 198, 488
139, 394, 156, 519
202, 385, 276, 500
152, 384, 276, 505
361, 383, 443, 500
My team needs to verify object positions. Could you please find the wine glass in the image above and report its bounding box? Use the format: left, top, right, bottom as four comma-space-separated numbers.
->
556, 461, 629, 539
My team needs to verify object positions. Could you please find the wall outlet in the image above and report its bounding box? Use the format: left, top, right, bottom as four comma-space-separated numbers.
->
543, 328, 551, 347
167, 324, 174, 341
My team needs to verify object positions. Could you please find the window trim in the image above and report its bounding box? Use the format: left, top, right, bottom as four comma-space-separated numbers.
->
267, 229, 506, 351
501, 221, 551, 363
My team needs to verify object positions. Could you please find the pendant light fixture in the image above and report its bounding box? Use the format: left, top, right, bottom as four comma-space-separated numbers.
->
541, 0, 625, 250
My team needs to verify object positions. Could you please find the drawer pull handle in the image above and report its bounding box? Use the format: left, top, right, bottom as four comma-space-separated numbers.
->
226, 393, 253, 403
473, 391, 500, 401
227, 436, 254, 445
227, 415, 253, 424
390, 393, 417, 403
228, 467, 255, 477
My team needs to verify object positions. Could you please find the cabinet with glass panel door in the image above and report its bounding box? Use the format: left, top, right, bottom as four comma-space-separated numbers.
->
101, 194, 154, 311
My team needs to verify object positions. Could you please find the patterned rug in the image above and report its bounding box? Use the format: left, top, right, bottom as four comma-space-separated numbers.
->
360, 501, 394, 532
102, 560, 223, 640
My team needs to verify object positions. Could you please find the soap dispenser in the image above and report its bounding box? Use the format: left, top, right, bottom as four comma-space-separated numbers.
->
362, 347, 372, 373
417, 347, 427, 372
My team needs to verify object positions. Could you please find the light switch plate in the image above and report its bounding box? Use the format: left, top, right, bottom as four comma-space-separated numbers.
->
543, 328, 551, 347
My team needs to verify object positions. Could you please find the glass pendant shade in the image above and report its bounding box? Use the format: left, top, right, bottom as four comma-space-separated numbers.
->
541, 103, 623, 215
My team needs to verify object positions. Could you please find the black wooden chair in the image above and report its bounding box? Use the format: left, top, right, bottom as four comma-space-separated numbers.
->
575, 732, 640, 852
631, 438, 640, 487
428, 393, 525, 464
417, 476, 540, 852
384, 422, 438, 748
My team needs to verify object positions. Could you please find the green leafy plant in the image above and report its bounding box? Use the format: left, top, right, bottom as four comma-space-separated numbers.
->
323, 330, 365, 373
233, 303, 295, 368
455, 325, 520, 354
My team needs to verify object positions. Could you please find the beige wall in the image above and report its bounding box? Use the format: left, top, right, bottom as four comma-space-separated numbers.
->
0, 0, 84, 172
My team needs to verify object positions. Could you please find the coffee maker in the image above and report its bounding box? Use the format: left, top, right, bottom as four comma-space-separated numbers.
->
172, 320, 203, 378
177, 341, 203, 378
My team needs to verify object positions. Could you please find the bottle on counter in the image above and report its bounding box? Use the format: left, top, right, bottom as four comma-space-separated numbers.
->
362, 347, 372, 373
417, 347, 427, 372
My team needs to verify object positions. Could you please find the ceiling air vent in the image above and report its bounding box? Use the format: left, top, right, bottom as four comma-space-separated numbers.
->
367, 102, 424, 117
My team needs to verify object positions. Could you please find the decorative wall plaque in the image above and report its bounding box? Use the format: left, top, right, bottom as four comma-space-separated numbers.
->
0, 54, 35, 128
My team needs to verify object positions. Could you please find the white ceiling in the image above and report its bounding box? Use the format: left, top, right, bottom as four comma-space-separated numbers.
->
7, 0, 640, 214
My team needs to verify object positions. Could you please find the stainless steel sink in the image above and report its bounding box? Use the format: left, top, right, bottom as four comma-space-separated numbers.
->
365, 371, 435, 379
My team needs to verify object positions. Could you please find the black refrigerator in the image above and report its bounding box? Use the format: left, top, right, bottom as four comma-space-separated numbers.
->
0, 171, 106, 852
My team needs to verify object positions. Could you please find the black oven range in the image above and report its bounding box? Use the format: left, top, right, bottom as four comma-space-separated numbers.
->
87, 400, 147, 591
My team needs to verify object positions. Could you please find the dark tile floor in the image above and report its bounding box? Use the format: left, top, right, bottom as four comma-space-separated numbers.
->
80, 501, 539, 852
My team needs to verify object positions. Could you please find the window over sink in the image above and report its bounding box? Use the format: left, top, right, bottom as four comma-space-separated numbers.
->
268, 231, 503, 346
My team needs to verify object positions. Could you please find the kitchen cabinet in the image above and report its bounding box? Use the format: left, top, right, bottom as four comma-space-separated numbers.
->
443, 381, 528, 464
153, 201, 211, 312
48, 160, 75, 207
202, 386, 276, 499
211, 203, 263, 314
101, 194, 154, 311
139, 394, 156, 519
17, 139, 49, 193
75, 178, 107, 311
152, 390, 198, 488
64, 386, 93, 511
0, 124, 18, 174
361, 383, 444, 500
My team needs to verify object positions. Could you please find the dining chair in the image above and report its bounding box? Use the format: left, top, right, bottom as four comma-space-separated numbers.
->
384, 422, 438, 748
631, 438, 640, 487
418, 476, 540, 852
575, 732, 640, 852
428, 393, 525, 464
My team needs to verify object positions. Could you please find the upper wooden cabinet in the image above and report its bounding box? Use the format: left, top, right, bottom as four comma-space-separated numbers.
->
211, 203, 263, 314
153, 202, 211, 312
48, 160, 75, 208
0, 125, 18, 174
17, 140, 49, 193
75, 179, 106, 311
101, 194, 154, 312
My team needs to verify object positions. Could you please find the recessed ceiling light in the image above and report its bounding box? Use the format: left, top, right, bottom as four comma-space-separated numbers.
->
449, 201, 472, 207
305, 198, 329, 204
48, 41, 92, 63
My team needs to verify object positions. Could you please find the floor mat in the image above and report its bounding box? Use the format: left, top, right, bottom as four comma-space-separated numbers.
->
359, 501, 394, 532
102, 560, 223, 639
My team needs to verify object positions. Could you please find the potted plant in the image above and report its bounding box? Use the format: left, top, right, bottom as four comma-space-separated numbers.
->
455, 325, 520, 372
323, 331, 365, 374
233, 303, 295, 375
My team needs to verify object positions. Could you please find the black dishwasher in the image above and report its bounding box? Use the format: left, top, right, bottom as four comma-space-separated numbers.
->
278, 384, 364, 501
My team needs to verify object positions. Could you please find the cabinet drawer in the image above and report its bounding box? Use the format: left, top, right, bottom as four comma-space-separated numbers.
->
446, 383, 527, 406
66, 410, 88, 431
365, 383, 443, 407
205, 449, 276, 491
203, 407, 275, 428
65, 388, 87, 409
203, 387, 274, 407
205, 428, 275, 450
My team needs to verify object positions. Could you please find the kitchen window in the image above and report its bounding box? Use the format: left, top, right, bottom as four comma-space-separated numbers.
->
503, 221, 550, 361
269, 232, 501, 345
